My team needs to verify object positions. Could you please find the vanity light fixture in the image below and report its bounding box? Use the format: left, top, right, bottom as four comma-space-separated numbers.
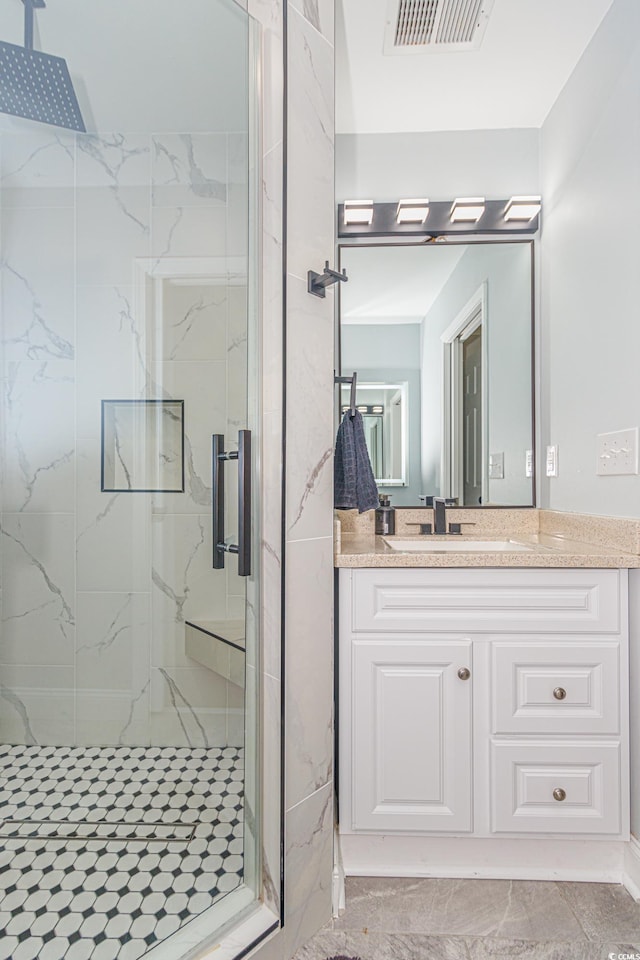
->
504, 196, 542, 221
337, 197, 540, 237
396, 199, 429, 224
450, 197, 485, 222
343, 201, 374, 225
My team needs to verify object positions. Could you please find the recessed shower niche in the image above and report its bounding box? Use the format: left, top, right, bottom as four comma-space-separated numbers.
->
101, 399, 185, 493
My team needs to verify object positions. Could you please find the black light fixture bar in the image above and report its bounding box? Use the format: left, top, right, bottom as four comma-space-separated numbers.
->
337, 199, 540, 239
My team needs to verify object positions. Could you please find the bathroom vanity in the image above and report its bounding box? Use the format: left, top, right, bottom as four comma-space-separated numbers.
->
335, 511, 640, 884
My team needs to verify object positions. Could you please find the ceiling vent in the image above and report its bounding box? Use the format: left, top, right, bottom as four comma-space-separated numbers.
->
383, 0, 495, 55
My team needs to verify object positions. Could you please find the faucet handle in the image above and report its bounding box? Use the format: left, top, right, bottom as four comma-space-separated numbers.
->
448, 521, 477, 535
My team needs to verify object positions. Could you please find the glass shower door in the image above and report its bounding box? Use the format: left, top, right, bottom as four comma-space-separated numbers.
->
0, 0, 261, 954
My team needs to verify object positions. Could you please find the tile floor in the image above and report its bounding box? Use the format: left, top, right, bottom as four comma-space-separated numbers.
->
296, 876, 640, 960
0, 744, 244, 960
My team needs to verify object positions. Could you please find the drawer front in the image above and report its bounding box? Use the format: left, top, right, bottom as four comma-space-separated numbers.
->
352, 569, 620, 635
491, 741, 621, 835
492, 642, 620, 735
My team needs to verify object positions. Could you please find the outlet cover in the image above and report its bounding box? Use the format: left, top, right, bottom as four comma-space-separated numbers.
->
546, 445, 558, 477
597, 427, 639, 476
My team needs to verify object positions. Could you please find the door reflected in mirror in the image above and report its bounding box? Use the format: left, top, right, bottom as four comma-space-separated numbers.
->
339, 240, 534, 507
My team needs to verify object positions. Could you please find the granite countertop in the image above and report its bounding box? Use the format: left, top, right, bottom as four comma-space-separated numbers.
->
334, 532, 640, 568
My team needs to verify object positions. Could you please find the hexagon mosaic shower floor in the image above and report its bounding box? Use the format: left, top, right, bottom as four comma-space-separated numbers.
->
0, 743, 244, 960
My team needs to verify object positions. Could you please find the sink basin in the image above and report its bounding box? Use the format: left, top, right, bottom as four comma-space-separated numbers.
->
383, 538, 535, 553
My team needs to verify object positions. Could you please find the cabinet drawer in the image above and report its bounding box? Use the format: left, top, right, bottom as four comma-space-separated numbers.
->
492, 642, 620, 735
491, 741, 621, 835
351, 569, 620, 635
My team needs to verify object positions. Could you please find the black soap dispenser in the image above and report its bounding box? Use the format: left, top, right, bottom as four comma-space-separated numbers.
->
375, 494, 396, 536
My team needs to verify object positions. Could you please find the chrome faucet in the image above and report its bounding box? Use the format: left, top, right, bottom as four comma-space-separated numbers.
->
433, 497, 447, 535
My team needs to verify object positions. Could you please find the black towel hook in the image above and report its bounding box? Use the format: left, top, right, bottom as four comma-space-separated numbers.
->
308, 261, 348, 298
335, 371, 358, 417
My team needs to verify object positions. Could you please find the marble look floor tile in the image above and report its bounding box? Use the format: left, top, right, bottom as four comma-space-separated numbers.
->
467, 939, 640, 960
339, 931, 471, 960
334, 878, 587, 941
292, 929, 346, 960
558, 882, 640, 941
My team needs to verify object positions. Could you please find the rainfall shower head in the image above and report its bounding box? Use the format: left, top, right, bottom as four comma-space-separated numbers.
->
0, 0, 86, 132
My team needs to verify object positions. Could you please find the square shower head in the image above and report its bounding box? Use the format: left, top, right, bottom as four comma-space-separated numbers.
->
0, 40, 86, 132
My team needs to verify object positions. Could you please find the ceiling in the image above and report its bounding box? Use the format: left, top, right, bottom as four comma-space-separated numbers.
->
337, 0, 615, 134
341, 244, 466, 324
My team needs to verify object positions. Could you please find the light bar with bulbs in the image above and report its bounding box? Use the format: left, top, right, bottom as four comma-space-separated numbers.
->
338, 196, 541, 238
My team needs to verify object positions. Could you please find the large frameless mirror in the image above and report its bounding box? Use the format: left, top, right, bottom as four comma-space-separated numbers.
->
339, 240, 535, 507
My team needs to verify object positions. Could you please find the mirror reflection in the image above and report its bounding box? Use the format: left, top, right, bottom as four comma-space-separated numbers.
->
340, 241, 534, 507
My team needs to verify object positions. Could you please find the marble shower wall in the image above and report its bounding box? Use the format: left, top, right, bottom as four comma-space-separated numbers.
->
0, 126, 249, 749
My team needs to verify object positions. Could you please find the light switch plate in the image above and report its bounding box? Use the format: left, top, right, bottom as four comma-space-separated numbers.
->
525, 450, 533, 478
596, 427, 639, 476
546, 445, 558, 477
489, 452, 504, 479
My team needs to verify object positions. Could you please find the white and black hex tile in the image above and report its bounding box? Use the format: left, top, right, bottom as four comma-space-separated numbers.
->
0, 745, 244, 958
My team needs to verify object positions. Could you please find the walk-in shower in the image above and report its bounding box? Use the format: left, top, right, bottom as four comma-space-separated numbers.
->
0, 1, 262, 957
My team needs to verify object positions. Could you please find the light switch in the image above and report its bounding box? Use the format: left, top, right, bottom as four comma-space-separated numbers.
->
596, 427, 639, 476
489, 452, 504, 479
546, 445, 558, 477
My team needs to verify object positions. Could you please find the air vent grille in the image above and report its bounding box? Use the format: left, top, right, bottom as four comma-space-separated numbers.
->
385, 0, 494, 54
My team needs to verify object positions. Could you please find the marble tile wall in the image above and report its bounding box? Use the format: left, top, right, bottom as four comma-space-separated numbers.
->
0, 126, 249, 750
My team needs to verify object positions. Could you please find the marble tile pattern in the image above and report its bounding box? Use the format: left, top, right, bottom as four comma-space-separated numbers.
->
0, 744, 244, 960
294, 877, 640, 960
0, 125, 251, 748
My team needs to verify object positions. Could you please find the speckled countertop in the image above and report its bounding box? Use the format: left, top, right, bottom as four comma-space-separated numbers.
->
334, 509, 640, 568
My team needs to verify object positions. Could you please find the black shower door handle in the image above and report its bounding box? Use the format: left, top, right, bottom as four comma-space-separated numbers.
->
212, 431, 251, 577
237, 430, 252, 577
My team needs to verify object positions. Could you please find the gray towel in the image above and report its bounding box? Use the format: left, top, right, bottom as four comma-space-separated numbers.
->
334, 410, 379, 513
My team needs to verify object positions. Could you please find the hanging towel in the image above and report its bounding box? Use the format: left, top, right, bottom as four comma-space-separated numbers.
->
334, 409, 379, 513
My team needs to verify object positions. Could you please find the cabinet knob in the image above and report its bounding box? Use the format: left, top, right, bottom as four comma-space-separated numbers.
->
553, 788, 566, 802
553, 687, 567, 700
457, 667, 471, 681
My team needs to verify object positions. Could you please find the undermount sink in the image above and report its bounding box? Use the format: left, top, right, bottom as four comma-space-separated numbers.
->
383, 538, 535, 553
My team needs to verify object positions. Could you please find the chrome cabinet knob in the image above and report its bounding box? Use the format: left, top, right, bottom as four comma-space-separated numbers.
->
457, 667, 471, 681
553, 788, 566, 802
553, 687, 567, 700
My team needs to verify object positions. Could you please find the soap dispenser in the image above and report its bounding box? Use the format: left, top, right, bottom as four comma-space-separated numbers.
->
375, 494, 395, 536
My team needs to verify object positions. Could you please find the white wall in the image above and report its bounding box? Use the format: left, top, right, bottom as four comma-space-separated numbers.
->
539, 0, 640, 517
336, 128, 540, 201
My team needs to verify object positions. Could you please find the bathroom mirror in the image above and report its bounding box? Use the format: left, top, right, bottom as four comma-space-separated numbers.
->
338, 240, 534, 507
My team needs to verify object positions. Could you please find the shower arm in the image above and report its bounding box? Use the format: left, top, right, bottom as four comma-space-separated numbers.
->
22, 0, 46, 53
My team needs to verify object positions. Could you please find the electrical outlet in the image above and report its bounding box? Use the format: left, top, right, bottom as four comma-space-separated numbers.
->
546, 445, 558, 477
489, 452, 504, 479
596, 427, 639, 476
525, 450, 533, 478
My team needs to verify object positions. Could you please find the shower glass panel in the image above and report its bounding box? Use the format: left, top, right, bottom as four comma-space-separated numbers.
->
0, 0, 261, 956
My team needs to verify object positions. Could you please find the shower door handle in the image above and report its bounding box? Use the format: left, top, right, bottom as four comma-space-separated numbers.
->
212, 431, 251, 577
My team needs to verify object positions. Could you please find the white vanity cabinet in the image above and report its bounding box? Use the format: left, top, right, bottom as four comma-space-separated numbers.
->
338, 568, 630, 844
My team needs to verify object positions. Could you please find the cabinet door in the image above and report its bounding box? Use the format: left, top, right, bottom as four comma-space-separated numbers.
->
352, 639, 472, 832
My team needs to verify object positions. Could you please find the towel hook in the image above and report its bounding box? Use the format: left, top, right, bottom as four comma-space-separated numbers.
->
308, 261, 348, 298
335, 371, 358, 417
